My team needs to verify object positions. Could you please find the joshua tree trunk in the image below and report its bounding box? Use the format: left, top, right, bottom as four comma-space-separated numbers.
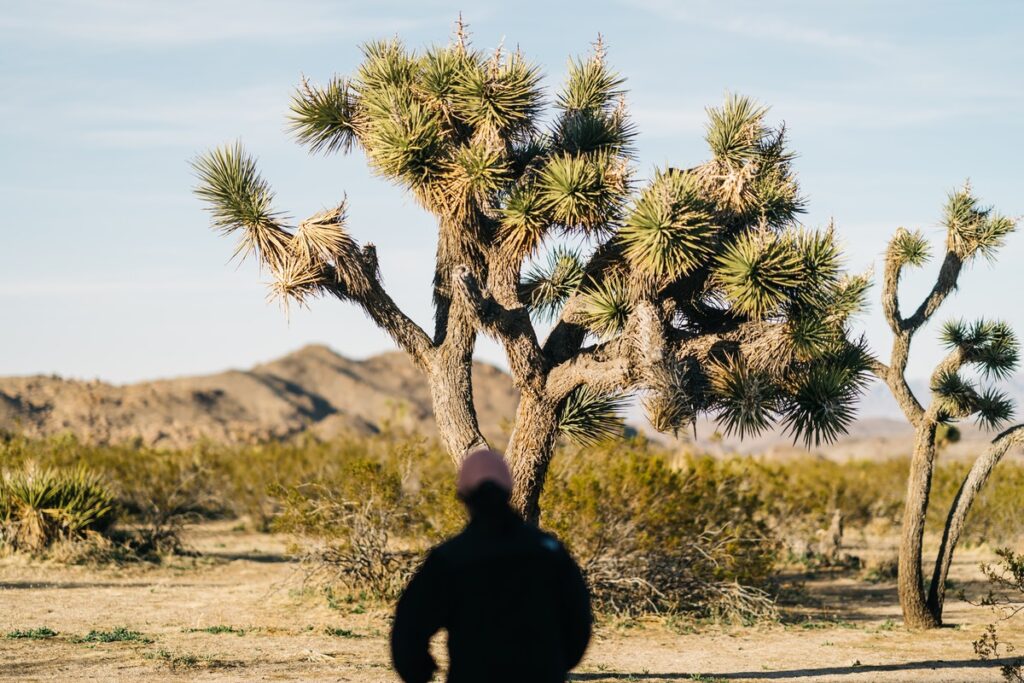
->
898, 423, 942, 629
427, 348, 489, 462
507, 393, 561, 523
927, 425, 1024, 617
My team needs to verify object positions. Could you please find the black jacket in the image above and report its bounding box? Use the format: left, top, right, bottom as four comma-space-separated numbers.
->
390, 502, 592, 683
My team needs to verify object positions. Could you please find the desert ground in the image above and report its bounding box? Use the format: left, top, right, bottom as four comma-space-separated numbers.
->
1, 521, 1020, 683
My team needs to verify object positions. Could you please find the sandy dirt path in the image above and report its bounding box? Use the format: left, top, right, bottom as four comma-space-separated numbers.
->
1, 522, 1021, 682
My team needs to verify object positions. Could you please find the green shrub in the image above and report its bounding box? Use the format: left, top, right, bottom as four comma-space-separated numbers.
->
272, 442, 460, 601
4, 429, 1024, 604
969, 548, 1024, 682
0, 465, 115, 553
542, 442, 779, 620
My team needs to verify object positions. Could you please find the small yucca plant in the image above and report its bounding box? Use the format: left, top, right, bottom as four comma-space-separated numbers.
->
194, 20, 871, 521
0, 465, 115, 553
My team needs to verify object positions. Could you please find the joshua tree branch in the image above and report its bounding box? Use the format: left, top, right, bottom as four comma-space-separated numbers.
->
904, 251, 963, 332
325, 245, 435, 370
928, 424, 1024, 615
452, 265, 547, 396
881, 250, 905, 334
545, 342, 633, 400
922, 346, 968, 422
878, 241, 952, 426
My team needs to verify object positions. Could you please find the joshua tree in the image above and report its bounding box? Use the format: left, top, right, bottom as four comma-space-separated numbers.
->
193, 24, 871, 521
873, 184, 1021, 629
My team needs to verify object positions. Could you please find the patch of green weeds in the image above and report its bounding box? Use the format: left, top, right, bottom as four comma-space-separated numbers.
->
74, 627, 152, 644
5, 627, 58, 639
324, 627, 363, 638
186, 625, 245, 635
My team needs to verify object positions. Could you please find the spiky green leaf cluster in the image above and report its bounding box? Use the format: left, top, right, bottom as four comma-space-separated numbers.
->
579, 271, 632, 339
192, 142, 278, 233
705, 95, 769, 165
778, 230, 864, 359
288, 77, 358, 154
940, 319, 1019, 380
360, 89, 447, 190
0, 466, 115, 551
715, 232, 804, 319
932, 369, 1015, 429
793, 227, 842, 294
557, 385, 628, 446
778, 342, 872, 447
450, 50, 543, 136
537, 152, 627, 232
520, 247, 585, 321
446, 137, 511, 206
419, 45, 473, 105
553, 44, 635, 156
699, 94, 802, 223
708, 354, 776, 439
943, 184, 1017, 261
556, 44, 623, 112
356, 39, 419, 90
705, 341, 872, 445
499, 185, 546, 255
191, 143, 291, 270
827, 273, 871, 321
889, 228, 931, 267
973, 386, 1015, 430
619, 169, 718, 282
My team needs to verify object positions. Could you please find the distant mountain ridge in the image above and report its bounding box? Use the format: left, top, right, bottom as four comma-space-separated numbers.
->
0, 345, 1018, 459
0, 345, 518, 449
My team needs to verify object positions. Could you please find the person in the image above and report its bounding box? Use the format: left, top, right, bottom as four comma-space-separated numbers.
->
390, 448, 592, 683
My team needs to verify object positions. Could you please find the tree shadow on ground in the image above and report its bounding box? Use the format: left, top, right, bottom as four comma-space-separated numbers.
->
571, 656, 1018, 680
200, 550, 291, 563
0, 580, 171, 590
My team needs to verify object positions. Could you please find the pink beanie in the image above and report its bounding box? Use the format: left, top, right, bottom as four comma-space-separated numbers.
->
456, 449, 513, 496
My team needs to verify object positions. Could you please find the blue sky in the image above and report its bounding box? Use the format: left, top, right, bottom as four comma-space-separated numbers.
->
1, 0, 1022, 391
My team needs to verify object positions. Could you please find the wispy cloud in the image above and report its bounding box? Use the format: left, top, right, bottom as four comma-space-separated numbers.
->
76, 85, 287, 149
631, 105, 707, 138
3, 80, 289, 150
0, 279, 258, 296
0, 0, 449, 47
623, 0, 894, 56
635, 97, 999, 139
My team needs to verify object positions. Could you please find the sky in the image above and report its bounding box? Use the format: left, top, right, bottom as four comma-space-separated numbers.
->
2, 0, 1022, 398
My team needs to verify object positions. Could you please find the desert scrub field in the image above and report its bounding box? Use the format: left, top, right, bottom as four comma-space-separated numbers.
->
3, 430, 1022, 565
3, 431, 1024, 680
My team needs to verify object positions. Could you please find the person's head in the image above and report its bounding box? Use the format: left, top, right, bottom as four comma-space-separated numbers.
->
456, 448, 513, 518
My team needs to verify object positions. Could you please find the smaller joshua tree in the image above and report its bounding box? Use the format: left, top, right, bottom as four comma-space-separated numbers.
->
193, 23, 873, 522
873, 184, 1022, 629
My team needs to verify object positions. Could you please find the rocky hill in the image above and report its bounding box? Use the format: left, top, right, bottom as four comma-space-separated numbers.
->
0, 345, 518, 448
0, 344, 1012, 459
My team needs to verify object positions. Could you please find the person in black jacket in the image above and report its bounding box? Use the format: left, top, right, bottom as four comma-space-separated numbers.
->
390, 448, 592, 683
